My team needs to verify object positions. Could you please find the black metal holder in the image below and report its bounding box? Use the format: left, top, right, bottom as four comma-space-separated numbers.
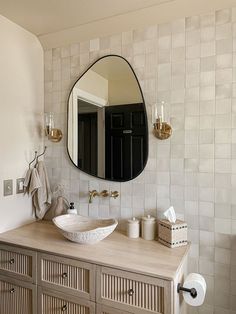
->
177, 283, 197, 299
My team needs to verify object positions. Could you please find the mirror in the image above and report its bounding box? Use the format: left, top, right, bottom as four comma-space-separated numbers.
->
67, 55, 148, 182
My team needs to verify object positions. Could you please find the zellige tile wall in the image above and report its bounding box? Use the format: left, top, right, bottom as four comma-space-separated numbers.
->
44, 7, 236, 313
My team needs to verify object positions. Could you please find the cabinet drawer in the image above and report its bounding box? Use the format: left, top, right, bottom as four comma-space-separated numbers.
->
0, 274, 37, 314
38, 286, 95, 314
96, 267, 172, 314
38, 253, 95, 301
96, 304, 131, 314
0, 244, 36, 283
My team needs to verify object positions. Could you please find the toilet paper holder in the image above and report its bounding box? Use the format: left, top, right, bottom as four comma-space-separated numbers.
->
177, 283, 197, 299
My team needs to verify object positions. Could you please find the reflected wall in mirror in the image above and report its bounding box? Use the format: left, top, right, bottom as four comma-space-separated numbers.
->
67, 55, 148, 182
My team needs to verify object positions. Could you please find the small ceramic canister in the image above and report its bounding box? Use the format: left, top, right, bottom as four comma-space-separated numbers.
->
141, 215, 156, 240
127, 217, 140, 238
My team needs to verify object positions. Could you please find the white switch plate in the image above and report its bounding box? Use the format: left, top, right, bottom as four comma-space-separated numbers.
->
16, 178, 25, 194
4, 179, 13, 196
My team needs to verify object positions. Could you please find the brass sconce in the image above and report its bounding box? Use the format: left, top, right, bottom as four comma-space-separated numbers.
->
152, 101, 172, 140
44, 112, 63, 143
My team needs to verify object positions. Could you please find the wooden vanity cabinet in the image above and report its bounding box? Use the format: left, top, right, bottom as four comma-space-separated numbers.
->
0, 222, 189, 314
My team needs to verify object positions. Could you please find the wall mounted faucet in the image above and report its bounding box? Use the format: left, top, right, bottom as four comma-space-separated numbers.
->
89, 190, 120, 203
89, 190, 99, 203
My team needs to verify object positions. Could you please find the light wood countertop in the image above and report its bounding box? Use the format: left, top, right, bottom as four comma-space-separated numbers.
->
0, 221, 189, 281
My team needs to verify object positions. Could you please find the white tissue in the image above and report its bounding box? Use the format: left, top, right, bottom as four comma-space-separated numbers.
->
163, 206, 176, 223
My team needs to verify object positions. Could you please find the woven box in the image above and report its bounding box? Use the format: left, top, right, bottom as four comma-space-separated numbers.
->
158, 219, 188, 248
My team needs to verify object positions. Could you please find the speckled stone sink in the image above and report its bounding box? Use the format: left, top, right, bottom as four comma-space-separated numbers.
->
52, 214, 118, 244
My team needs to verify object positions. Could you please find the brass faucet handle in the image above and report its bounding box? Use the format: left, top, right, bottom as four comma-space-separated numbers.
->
89, 190, 99, 196
110, 191, 119, 199
100, 190, 109, 197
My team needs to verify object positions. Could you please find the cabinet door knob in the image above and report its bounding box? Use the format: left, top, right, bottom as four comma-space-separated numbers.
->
9, 258, 15, 264
128, 288, 134, 296
62, 272, 68, 279
10, 288, 15, 294
61, 304, 67, 311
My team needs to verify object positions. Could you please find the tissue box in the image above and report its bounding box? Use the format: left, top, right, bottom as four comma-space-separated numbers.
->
158, 219, 188, 248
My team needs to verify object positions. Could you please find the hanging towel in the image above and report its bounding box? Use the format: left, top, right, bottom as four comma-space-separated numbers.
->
23, 168, 32, 195
29, 168, 41, 196
32, 161, 52, 219
43, 196, 69, 220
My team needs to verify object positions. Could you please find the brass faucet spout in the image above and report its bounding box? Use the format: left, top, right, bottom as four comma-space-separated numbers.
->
89, 190, 99, 203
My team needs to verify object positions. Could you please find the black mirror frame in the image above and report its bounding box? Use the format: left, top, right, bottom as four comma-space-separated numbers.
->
66, 54, 149, 182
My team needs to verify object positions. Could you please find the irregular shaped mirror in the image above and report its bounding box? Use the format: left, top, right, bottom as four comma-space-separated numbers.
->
67, 55, 148, 182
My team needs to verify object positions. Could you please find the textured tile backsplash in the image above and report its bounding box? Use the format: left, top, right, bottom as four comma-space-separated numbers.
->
44, 7, 236, 313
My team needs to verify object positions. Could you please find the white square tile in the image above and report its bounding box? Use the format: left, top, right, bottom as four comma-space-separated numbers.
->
186, 16, 200, 31
172, 33, 185, 48
186, 30, 200, 46
215, 98, 231, 114
200, 100, 215, 115
215, 144, 231, 158
199, 129, 214, 144
216, 84, 232, 99
216, 53, 232, 69
201, 41, 216, 57
215, 129, 231, 144
200, 13, 215, 27
200, 56, 215, 72
201, 27, 215, 43
200, 72, 215, 86
216, 68, 232, 84
215, 218, 231, 235
215, 9, 232, 25
186, 45, 200, 59
216, 39, 232, 55
218, 23, 232, 41
215, 159, 231, 173
185, 116, 199, 129
215, 114, 231, 129
186, 59, 200, 73
200, 115, 215, 130
200, 86, 215, 101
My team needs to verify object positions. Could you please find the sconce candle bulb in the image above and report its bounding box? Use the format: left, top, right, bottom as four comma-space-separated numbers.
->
161, 101, 164, 122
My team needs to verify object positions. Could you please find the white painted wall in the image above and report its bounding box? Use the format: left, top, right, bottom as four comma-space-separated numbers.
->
0, 15, 44, 233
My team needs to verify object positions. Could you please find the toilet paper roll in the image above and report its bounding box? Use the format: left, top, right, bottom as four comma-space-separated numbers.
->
182, 273, 206, 307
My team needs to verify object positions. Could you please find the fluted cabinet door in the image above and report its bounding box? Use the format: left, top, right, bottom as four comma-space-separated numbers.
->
38, 287, 96, 314
38, 253, 95, 300
96, 266, 172, 314
0, 244, 36, 283
0, 274, 36, 314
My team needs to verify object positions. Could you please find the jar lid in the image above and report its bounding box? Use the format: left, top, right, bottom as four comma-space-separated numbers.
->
142, 215, 156, 221
128, 217, 140, 224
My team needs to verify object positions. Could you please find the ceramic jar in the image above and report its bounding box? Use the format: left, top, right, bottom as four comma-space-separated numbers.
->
141, 215, 156, 240
127, 217, 140, 238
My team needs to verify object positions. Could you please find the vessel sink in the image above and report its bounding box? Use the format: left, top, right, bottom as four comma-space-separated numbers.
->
52, 214, 118, 244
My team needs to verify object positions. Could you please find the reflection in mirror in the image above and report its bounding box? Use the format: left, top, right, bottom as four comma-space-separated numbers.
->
67, 55, 148, 182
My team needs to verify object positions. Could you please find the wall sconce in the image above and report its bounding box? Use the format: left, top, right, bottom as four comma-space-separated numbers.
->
152, 101, 172, 140
44, 112, 63, 143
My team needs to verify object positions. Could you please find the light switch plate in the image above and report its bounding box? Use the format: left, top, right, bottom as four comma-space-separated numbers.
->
4, 179, 13, 196
16, 178, 25, 194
